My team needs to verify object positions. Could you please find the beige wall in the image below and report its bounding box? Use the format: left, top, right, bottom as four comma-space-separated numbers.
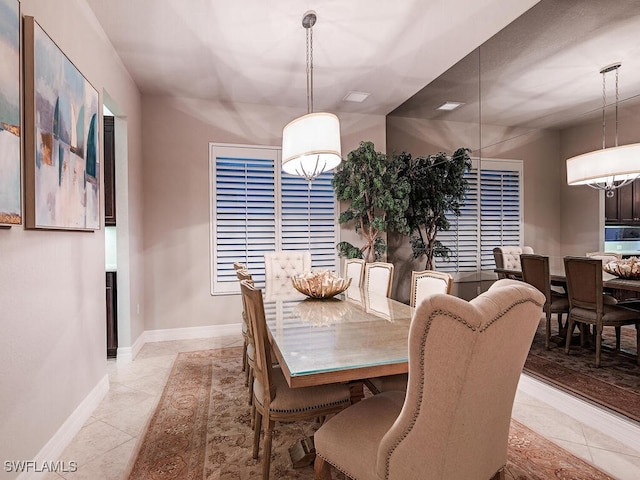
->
0, 0, 142, 471
141, 96, 386, 330
386, 116, 563, 302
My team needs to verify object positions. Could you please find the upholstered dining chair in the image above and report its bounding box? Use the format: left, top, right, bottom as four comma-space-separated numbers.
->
234, 262, 249, 373
264, 250, 311, 279
235, 268, 255, 395
521, 254, 570, 350
344, 258, 366, 288
563, 256, 640, 368
239, 280, 351, 480
313, 279, 545, 480
365, 269, 454, 395
363, 261, 394, 297
493, 245, 534, 279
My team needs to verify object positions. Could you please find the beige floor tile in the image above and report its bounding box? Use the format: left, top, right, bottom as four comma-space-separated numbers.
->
58, 438, 138, 480
582, 423, 640, 458
59, 420, 133, 467
588, 446, 640, 480
512, 403, 588, 445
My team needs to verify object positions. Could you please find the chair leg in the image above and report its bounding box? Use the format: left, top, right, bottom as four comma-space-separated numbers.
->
314, 455, 333, 480
248, 367, 254, 405
615, 326, 621, 353
491, 468, 506, 480
557, 313, 563, 334
595, 325, 603, 368
636, 323, 640, 367
242, 338, 247, 372
262, 420, 275, 480
545, 312, 551, 350
565, 316, 575, 355
253, 410, 262, 459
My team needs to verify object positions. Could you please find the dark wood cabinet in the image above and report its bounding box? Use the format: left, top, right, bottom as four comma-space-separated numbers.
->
104, 116, 116, 226
106, 271, 118, 358
605, 178, 640, 224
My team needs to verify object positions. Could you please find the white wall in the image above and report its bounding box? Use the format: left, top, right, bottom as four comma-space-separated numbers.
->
0, 0, 142, 474
140, 96, 386, 331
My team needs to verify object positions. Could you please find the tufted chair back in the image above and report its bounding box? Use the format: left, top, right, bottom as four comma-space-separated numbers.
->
264, 251, 311, 280
493, 246, 534, 278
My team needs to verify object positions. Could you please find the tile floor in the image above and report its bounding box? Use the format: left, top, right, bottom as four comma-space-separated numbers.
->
45, 335, 640, 480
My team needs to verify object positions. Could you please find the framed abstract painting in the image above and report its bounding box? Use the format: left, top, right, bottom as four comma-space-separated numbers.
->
0, 0, 21, 226
23, 16, 100, 231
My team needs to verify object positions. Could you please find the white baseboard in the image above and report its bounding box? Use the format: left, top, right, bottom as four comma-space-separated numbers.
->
518, 372, 640, 450
18, 374, 109, 480
116, 331, 146, 363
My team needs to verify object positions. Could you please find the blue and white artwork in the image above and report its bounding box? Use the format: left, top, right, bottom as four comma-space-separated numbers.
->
0, 0, 21, 225
28, 18, 99, 230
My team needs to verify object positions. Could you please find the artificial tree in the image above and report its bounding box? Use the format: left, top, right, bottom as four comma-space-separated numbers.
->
401, 147, 471, 270
332, 141, 410, 262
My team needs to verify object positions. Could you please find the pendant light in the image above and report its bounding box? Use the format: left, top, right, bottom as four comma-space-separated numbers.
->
566, 63, 640, 197
282, 11, 342, 182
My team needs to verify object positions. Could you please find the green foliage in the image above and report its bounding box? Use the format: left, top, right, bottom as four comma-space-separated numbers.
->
332, 141, 411, 262
401, 147, 471, 269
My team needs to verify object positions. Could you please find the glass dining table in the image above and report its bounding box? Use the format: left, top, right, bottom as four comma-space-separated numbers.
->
262, 278, 415, 390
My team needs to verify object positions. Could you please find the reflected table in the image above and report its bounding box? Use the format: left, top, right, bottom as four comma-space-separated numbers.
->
263, 281, 414, 390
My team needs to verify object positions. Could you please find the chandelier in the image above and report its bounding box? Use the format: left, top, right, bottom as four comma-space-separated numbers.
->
566, 63, 640, 197
281, 11, 342, 182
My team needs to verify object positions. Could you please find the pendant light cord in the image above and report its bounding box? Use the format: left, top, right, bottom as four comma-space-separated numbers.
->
306, 25, 314, 114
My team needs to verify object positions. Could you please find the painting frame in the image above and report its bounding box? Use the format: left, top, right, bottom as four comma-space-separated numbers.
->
23, 15, 100, 231
0, 0, 22, 226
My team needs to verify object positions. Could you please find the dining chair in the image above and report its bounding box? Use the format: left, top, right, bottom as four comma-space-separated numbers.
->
264, 250, 311, 279
239, 279, 351, 480
521, 254, 570, 350
563, 256, 640, 367
313, 279, 545, 480
493, 245, 534, 278
363, 261, 394, 297
344, 258, 365, 288
235, 268, 255, 394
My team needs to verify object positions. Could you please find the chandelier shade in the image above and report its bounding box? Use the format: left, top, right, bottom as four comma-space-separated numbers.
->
282, 112, 342, 179
566, 143, 640, 186
282, 11, 342, 182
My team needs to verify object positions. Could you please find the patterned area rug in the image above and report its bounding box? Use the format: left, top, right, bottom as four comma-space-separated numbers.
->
127, 347, 613, 480
524, 321, 640, 423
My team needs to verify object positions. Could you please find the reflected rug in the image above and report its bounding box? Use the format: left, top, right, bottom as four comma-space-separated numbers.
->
127, 347, 613, 480
524, 321, 640, 423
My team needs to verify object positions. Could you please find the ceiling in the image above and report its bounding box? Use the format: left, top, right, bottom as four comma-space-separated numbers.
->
84, 0, 539, 116
85, 0, 640, 131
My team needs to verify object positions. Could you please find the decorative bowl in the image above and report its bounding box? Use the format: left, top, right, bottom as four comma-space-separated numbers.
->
602, 257, 640, 279
291, 270, 352, 299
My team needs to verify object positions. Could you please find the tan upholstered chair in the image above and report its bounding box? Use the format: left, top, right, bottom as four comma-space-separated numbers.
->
234, 262, 249, 373
521, 254, 570, 350
366, 269, 454, 394
264, 250, 311, 279
563, 256, 640, 367
344, 258, 366, 288
586, 251, 622, 264
235, 269, 254, 394
313, 279, 545, 480
363, 261, 394, 297
240, 280, 351, 480
493, 245, 534, 278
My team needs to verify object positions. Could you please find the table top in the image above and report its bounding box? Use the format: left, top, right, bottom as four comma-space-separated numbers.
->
263, 280, 414, 388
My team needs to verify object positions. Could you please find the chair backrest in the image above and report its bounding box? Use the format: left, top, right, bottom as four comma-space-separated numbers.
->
264, 251, 312, 279
344, 258, 365, 288
233, 261, 247, 271
363, 261, 394, 297
493, 246, 534, 278
586, 251, 622, 264
410, 270, 453, 308
240, 280, 275, 403
376, 279, 545, 480
564, 256, 604, 313
520, 254, 552, 310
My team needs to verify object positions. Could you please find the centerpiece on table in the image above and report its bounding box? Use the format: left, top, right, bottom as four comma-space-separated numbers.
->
603, 257, 640, 279
291, 270, 351, 299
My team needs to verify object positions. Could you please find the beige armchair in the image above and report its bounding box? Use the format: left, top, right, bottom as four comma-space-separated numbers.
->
314, 279, 545, 480
264, 250, 311, 279
493, 245, 534, 278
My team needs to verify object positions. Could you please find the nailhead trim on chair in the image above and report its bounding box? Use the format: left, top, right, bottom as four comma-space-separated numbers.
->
383, 297, 544, 479
253, 395, 351, 414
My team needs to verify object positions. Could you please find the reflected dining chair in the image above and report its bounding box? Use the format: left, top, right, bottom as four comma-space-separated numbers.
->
493, 245, 534, 279
344, 258, 365, 288
314, 279, 545, 480
563, 256, 640, 367
363, 261, 394, 297
521, 254, 570, 350
239, 280, 351, 480
366, 269, 453, 395
264, 250, 312, 279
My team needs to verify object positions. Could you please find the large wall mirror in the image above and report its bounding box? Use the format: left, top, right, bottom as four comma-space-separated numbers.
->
386, 0, 640, 302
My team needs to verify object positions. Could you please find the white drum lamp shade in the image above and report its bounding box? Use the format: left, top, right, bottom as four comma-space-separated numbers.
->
566, 143, 640, 186
282, 112, 342, 179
